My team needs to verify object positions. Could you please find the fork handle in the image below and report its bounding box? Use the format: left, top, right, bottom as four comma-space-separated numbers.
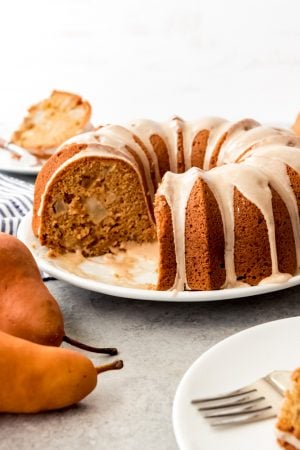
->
264, 370, 292, 395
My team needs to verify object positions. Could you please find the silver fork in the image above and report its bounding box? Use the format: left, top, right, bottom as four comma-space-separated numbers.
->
0, 137, 28, 158
0, 137, 40, 166
191, 370, 291, 426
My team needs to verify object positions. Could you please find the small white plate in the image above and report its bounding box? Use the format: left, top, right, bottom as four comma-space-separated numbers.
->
0, 122, 43, 175
17, 212, 300, 301
0, 149, 43, 175
173, 316, 300, 450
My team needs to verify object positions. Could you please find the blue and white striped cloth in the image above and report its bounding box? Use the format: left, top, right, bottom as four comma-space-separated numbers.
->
0, 173, 54, 281
0, 173, 33, 235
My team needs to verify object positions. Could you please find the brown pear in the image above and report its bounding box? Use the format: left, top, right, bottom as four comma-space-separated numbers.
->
0, 233, 117, 354
0, 330, 123, 413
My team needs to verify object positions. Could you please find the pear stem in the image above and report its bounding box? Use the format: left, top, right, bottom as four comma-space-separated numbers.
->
96, 359, 124, 374
63, 335, 118, 355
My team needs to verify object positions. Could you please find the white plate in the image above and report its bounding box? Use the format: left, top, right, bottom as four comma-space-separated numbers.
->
0, 123, 43, 175
17, 212, 300, 301
173, 316, 300, 450
0, 149, 43, 175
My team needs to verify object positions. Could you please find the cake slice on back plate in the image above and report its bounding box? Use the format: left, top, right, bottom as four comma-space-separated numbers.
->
11, 90, 92, 159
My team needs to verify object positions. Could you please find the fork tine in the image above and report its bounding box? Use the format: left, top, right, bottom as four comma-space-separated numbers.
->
209, 409, 276, 427
200, 400, 270, 419
191, 388, 257, 404
204, 405, 272, 419
192, 370, 291, 427
197, 393, 259, 407
198, 396, 265, 411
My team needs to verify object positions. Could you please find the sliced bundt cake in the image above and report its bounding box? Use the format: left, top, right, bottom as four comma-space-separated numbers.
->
32, 117, 300, 291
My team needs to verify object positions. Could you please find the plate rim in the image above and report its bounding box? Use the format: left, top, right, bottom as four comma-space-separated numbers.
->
0, 151, 42, 175
0, 166, 41, 175
17, 211, 300, 302
172, 316, 300, 450
0, 154, 42, 175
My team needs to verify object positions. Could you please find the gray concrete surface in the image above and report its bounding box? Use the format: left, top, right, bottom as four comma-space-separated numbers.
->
0, 280, 299, 450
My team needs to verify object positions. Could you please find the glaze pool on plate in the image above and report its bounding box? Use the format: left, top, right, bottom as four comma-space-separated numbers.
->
17, 212, 300, 301
173, 317, 300, 450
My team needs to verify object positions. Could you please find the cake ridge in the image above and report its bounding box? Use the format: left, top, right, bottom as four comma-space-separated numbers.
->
156, 168, 201, 291
245, 146, 300, 270
217, 125, 289, 165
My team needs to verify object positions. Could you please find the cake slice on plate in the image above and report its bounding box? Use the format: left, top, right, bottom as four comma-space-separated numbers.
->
277, 369, 300, 449
11, 90, 92, 158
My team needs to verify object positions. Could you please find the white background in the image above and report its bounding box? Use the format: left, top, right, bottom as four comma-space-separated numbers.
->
1, 0, 300, 126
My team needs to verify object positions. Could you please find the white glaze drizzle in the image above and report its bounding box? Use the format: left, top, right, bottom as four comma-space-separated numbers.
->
182, 117, 226, 169
159, 159, 295, 290
202, 118, 258, 170
166, 117, 184, 172
128, 118, 183, 172
214, 119, 260, 165
202, 119, 230, 170
94, 125, 155, 201
208, 163, 290, 287
245, 145, 300, 270
126, 119, 179, 173
217, 126, 288, 165
252, 133, 300, 149
204, 166, 244, 289
156, 168, 201, 290
125, 120, 161, 183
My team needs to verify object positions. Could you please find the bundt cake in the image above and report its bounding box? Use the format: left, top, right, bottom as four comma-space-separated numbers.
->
32, 117, 300, 291
11, 90, 92, 159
